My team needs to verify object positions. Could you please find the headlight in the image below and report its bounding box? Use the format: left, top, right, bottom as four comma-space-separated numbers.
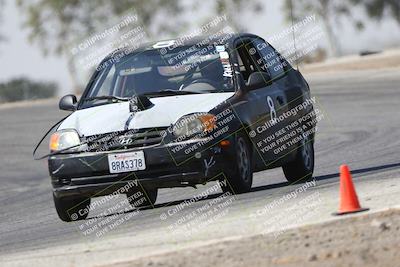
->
173, 113, 216, 137
49, 129, 81, 152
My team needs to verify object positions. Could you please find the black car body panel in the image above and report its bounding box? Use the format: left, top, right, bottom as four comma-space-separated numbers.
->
48, 33, 316, 205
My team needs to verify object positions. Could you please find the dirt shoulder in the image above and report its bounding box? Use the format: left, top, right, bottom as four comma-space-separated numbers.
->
0, 98, 58, 110
100, 208, 400, 267
302, 48, 400, 74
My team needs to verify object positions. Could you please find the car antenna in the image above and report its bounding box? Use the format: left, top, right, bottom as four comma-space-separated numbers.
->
290, 0, 299, 70
32, 115, 70, 160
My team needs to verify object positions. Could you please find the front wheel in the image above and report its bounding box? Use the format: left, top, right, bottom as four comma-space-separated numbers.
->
282, 133, 314, 183
53, 193, 91, 222
220, 134, 253, 194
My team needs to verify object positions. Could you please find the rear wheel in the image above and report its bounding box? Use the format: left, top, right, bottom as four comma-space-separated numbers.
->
282, 133, 314, 183
53, 193, 91, 222
220, 134, 253, 194
127, 187, 158, 208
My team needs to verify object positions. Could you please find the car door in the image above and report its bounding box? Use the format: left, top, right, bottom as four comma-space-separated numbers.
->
253, 38, 312, 159
234, 38, 288, 164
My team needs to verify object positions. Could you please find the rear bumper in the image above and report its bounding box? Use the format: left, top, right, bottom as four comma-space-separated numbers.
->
49, 137, 235, 198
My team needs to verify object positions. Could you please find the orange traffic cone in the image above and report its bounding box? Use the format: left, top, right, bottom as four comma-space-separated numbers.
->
333, 164, 369, 215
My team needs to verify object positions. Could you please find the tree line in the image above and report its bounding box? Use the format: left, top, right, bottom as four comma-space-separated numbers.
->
0, 0, 398, 101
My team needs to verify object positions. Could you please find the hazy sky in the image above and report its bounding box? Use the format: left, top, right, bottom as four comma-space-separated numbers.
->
0, 0, 399, 95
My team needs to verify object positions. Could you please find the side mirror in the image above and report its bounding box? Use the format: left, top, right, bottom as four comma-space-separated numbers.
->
246, 72, 272, 91
59, 94, 77, 111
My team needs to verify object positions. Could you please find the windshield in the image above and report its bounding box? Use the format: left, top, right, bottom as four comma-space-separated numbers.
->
80, 44, 234, 108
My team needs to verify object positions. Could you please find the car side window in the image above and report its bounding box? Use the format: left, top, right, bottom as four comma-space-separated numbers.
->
237, 53, 247, 76
252, 39, 286, 80
235, 39, 269, 83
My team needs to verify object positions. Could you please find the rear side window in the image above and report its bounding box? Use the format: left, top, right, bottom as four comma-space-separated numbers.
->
252, 39, 286, 79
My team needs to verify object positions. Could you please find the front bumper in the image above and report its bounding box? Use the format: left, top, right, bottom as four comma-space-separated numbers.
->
49, 138, 234, 198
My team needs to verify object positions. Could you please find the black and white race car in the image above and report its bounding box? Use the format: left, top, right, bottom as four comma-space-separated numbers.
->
47, 33, 316, 221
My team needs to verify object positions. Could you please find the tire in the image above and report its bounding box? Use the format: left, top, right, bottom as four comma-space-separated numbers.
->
282, 133, 314, 183
127, 187, 158, 208
220, 134, 253, 194
53, 193, 91, 222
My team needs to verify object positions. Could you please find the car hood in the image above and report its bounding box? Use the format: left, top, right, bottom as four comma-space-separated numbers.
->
58, 92, 234, 136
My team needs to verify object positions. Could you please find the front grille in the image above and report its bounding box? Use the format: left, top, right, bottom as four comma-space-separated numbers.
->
84, 127, 167, 152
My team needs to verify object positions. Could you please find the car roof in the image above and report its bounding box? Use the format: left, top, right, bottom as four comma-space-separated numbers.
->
106, 33, 262, 59
143, 33, 261, 48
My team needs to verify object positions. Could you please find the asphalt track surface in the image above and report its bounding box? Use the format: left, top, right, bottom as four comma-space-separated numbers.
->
0, 69, 399, 265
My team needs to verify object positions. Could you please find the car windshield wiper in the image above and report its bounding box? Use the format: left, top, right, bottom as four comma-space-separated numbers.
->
143, 89, 201, 96
83, 95, 131, 102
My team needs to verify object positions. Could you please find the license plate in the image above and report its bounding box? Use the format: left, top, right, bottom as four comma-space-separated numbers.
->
108, 151, 146, 173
